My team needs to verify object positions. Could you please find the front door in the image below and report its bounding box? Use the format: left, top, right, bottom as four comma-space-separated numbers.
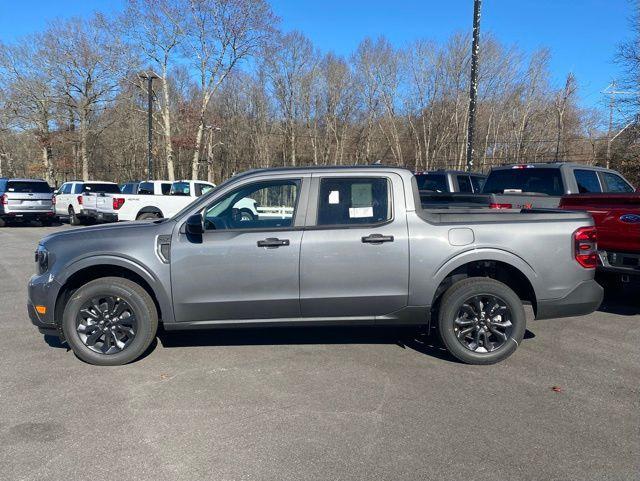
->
299, 174, 409, 318
171, 177, 307, 323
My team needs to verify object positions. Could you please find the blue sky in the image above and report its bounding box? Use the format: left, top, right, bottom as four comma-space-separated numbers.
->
0, 0, 633, 112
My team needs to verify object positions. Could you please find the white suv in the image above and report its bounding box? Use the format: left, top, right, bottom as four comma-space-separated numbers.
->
54, 181, 120, 225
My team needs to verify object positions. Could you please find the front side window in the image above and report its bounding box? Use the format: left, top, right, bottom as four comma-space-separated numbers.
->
204, 179, 300, 231
195, 183, 214, 197
456, 175, 473, 193
574, 169, 601, 193
602, 172, 634, 193
161, 183, 172, 195
317, 177, 390, 226
61, 183, 72, 194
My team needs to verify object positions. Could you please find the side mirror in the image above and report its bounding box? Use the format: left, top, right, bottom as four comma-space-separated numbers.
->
185, 213, 204, 235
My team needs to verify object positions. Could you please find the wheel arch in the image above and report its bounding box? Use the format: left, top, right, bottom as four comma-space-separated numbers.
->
136, 206, 163, 219
430, 249, 539, 317
54, 256, 172, 328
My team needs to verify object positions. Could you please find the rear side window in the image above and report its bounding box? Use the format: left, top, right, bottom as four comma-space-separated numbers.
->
456, 175, 473, 193
602, 172, 634, 193
82, 183, 120, 194
6, 181, 52, 193
171, 182, 191, 196
415, 173, 448, 192
317, 177, 390, 226
138, 182, 154, 195
482, 168, 564, 196
161, 183, 172, 195
470, 175, 485, 192
574, 169, 602, 193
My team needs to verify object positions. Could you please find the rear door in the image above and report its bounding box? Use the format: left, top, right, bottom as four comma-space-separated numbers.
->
299, 173, 409, 318
4, 181, 52, 212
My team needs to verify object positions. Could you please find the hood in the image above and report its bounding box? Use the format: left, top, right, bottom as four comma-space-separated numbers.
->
39, 219, 172, 247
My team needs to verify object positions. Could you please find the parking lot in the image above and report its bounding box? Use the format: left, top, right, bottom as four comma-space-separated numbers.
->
1, 223, 638, 481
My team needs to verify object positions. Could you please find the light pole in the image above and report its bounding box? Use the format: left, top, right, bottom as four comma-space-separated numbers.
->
466, 0, 482, 172
138, 71, 159, 180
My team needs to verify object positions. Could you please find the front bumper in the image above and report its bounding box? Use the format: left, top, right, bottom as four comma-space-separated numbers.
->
27, 272, 63, 332
536, 279, 604, 320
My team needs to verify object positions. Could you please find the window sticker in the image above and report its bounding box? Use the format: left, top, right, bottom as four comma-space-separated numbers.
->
328, 190, 340, 204
349, 206, 373, 218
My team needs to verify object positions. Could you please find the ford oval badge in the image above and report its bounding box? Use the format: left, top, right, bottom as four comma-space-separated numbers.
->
620, 214, 640, 223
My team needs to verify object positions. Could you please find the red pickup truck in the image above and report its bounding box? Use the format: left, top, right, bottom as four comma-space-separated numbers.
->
560, 194, 640, 282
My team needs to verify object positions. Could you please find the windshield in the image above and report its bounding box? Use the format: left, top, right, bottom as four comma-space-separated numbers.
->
482, 168, 564, 196
6, 181, 52, 193
415, 173, 448, 192
82, 183, 120, 194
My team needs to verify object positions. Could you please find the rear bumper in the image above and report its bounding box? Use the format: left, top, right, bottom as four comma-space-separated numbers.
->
597, 250, 640, 277
1, 210, 54, 219
97, 211, 118, 222
536, 279, 604, 320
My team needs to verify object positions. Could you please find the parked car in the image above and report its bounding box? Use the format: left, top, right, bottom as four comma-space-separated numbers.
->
29, 166, 603, 366
481, 162, 635, 209
90, 179, 216, 222
415, 170, 486, 193
54, 181, 120, 225
0, 178, 54, 226
82, 180, 173, 223
560, 193, 640, 285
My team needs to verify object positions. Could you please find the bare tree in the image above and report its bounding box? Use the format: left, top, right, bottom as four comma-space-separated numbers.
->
182, 0, 276, 179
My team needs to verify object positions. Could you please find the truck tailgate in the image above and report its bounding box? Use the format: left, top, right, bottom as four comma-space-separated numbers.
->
560, 194, 640, 253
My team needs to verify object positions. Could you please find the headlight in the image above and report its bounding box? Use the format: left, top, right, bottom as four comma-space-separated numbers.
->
35, 245, 49, 274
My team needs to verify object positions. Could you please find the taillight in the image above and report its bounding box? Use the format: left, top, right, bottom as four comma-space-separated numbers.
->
0, 194, 7, 205
573, 226, 598, 268
51, 196, 56, 205
489, 203, 513, 209
77, 195, 83, 205
112, 197, 125, 210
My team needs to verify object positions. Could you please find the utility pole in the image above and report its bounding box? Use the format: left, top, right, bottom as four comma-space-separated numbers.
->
138, 71, 158, 180
603, 81, 638, 168
466, 0, 482, 172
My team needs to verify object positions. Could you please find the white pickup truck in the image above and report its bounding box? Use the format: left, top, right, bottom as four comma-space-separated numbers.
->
89, 180, 217, 222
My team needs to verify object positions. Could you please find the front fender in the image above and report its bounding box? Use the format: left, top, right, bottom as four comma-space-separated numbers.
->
54, 254, 174, 323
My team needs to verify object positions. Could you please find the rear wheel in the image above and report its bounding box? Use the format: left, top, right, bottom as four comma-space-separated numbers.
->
137, 212, 160, 220
437, 277, 526, 365
62, 277, 158, 366
69, 207, 81, 225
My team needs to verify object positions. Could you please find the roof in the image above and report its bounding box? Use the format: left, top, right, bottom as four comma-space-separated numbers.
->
0, 178, 48, 182
415, 169, 487, 176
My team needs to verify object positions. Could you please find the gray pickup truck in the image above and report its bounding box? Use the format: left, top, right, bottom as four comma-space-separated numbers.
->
481, 162, 635, 209
28, 166, 603, 366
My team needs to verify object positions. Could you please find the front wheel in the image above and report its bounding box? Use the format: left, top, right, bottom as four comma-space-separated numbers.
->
62, 277, 158, 365
437, 277, 526, 365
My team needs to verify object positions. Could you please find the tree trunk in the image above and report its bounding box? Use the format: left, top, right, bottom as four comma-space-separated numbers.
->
79, 111, 89, 180
161, 77, 175, 181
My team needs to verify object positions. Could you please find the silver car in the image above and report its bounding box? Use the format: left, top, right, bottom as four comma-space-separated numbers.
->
0, 178, 55, 227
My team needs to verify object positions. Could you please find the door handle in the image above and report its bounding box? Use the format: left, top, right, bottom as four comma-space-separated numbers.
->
257, 238, 290, 248
361, 234, 394, 244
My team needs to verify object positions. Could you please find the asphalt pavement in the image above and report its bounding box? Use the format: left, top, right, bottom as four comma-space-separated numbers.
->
1, 223, 638, 481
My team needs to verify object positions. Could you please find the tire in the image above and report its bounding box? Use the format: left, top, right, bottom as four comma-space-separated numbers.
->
238, 208, 256, 221
137, 212, 160, 220
62, 277, 158, 366
69, 207, 81, 225
437, 277, 526, 365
